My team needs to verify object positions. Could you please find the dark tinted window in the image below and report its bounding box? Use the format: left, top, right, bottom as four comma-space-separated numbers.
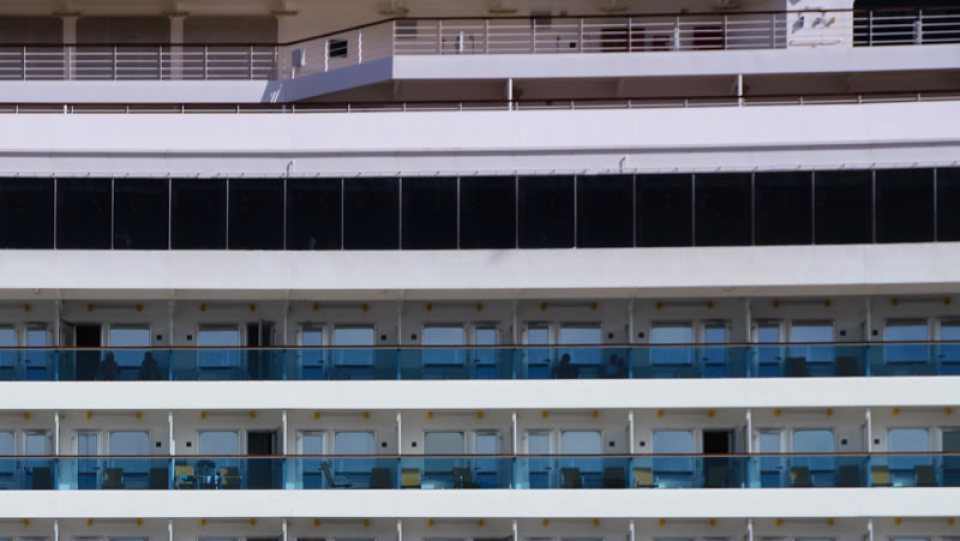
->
577, 175, 633, 248
937, 168, 960, 242
460, 177, 516, 249
401, 177, 457, 249
636, 174, 693, 247
56, 178, 112, 249
814, 170, 873, 244
114, 178, 169, 250
286, 179, 341, 250
343, 178, 399, 250
754, 172, 813, 245
0, 178, 54, 249
518, 176, 574, 248
171, 179, 226, 249
875, 168, 934, 243
695, 173, 752, 246
228, 179, 283, 250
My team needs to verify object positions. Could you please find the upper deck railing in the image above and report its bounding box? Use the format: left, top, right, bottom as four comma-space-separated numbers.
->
0, 7, 956, 81
1, 342, 959, 382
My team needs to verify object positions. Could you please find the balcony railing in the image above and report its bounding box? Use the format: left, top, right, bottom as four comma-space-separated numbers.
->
2, 453, 957, 490
1, 342, 959, 382
0, 8, 956, 81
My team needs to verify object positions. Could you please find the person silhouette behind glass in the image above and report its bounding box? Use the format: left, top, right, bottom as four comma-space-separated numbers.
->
98, 352, 119, 381
138, 351, 162, 380
554, 353, 577, 379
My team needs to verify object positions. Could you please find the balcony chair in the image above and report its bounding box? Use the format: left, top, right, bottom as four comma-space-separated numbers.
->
835, 356, 860, 377
790, 466, 813, 487
836, 465, 861, 487
102, 468, 124, 489
870, 465, 892, 487
785, 357, 808, 377
560, 467, 583, 489
602, 466, 626, 488
705, 464, 728, 488
320, 462, 351, 488
401, 468, 421, 489
219, 467, 242, 489
174, 465, 195, 489
452, 467, 477, 489
633, 467, 655, 488
369, 467, 393, 489
31, 467, 53, 490
914, 465, 937, 487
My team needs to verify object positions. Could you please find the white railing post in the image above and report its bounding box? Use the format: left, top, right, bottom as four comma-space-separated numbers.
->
722, 14, 728, 49
627, 17, 633, 52
532, 18, 537, 53
915, 9, 923, 44
437, 20, 443, 53
358, 29, 364, 63
674, 16, 682, 50
203, 45, 209, 79
579, 17, 585, 52
112, 45, 118, 80
324, 39, 330, 72
21, 46, 26, 80
249, 45, 255, 79
484, 19, 490, 53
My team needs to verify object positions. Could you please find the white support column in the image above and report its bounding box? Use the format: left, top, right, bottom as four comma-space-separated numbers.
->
283, 300, 290, 346
168, 13, 187, 80
53, 301, 61, 347
282, 519, 289, 541
168, 300, 175, 347
512, 519, 518, 541
168, 411, 175, 456
397, 411, 403, 452
865, 296, 873, 342
747, 519, 754, 541
628, 410, 635, 454
54, 519, 59, 541
511, 300, 519, 344
629, 519, 636, 541
736, 73, 744, 106
506, 78, 514, 111
282, 410, 289, 455
746, 409, 753, 453
60, 14, 79, 80
866, 408, 874, 451
867, 518, 874, 541
168, 518, 174, 541
397, 518, 403, 541
397, 300, 404, 346
54, 411, 61, 455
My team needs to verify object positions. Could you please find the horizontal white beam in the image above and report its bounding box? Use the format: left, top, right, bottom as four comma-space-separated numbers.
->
0, 101, 957, 176
2, 244, 960, 300
0, 489, 956, 519
393, 44, 960, 80
0, 377, 956, 410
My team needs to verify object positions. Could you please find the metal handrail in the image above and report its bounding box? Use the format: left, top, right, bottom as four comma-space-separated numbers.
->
0, 7, 956, 81
2, 339, 960, 351
0, 90, 956, 115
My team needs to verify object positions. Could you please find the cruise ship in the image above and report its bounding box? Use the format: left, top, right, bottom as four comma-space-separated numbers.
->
0, 1, 958, 541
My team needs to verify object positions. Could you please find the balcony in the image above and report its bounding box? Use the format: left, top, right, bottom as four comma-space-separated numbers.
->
1, 343, 959, 381
0, 7, 956, 82
1, 453, 957, 491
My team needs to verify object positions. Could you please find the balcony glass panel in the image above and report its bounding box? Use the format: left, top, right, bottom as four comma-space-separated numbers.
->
196, 327, 241, 373
0, 453, 957, 489
792, 430, 835, 487
887, 428, 930, 487
880, 320, 930, 371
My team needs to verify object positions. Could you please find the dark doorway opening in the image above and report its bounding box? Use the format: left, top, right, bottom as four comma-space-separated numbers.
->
75, 324, 102, 381
247, 431, 279, 489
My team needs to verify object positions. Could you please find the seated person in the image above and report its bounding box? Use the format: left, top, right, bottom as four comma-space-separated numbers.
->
138, 352, 162, 380
98, 352, 119, 381
553, 353, 577, 379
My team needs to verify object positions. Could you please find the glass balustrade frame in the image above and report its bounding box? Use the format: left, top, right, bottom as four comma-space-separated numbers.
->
0, 343, 958, 381
0, 453, 956, 490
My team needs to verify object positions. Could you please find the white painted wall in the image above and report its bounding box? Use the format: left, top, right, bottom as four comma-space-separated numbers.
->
0, 488, 957, 519
0, 101, 957, 177
0, 378, 957, 411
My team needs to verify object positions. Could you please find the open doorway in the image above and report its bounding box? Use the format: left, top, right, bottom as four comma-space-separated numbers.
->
75, 324, 102, 381
247, 431, 279, 489
246, 321, 275, 380
703, 429, 734, 488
